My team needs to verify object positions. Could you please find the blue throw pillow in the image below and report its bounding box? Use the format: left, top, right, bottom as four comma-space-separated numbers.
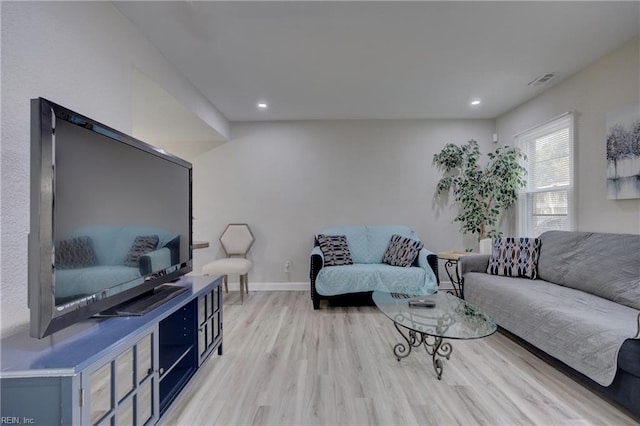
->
56, 236, 98, 269
317, 234, 354, 266
124, 235, 159, 267
382, 234, 423, 267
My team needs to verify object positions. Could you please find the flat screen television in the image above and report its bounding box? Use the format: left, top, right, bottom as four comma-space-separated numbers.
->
29, 98, 193, 338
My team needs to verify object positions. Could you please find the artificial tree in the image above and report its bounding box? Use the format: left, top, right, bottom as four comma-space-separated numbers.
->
433, 139, 527, 242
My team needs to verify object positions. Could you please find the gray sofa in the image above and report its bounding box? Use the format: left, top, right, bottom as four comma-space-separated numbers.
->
460, 231, 640, 418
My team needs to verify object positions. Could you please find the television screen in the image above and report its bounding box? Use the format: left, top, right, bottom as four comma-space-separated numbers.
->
29, 98, 193, 338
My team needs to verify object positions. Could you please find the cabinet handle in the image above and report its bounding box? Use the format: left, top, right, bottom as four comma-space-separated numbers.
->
159, 367, 164, 376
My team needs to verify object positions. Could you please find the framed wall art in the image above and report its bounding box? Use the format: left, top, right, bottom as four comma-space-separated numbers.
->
606, 103, 640, 200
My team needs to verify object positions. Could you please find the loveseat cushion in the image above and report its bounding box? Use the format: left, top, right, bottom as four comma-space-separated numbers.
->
538, 231, 640, 310
317, 225, 421, 264
367, 225, 421, 264
382, 234, 423, 267
317, 234, 354, 266
315, 263, 428, 296
318, 226, 369, 263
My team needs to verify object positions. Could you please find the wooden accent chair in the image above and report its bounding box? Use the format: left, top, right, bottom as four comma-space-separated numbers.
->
203, 224, 255, 304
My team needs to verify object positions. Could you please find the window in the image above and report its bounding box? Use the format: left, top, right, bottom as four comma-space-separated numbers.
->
515, 113, 574, 237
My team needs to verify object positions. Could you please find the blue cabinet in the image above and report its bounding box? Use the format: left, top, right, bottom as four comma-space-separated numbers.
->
0, 275, 223, 425
198, 283, 223, 364
80, 327, 157, 425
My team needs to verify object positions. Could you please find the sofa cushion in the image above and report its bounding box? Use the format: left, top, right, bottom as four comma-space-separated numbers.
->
315, 263, 428, 296
56, 236, 98, 269
382, 234, 423, 267
538, 231, 640, 310
124, 235, 159, 267
464, 271, 640, 386
487, 237, 541, 279
317, 234, 354, 266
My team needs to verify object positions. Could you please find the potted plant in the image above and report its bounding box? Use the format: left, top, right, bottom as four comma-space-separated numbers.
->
433, 139, 526, 251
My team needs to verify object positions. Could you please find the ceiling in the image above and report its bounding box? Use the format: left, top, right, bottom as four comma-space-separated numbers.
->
115, 1, 640, 122
132, 68, 225, 160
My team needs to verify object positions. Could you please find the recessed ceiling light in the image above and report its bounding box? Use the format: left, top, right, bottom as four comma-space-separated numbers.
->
470, 99, 481, 106
257, 102, 268, 109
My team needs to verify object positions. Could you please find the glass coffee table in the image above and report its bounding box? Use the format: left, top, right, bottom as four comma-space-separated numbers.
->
372, 291, 497, 380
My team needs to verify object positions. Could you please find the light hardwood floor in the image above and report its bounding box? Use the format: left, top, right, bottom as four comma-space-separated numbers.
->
163, 291, 638, 426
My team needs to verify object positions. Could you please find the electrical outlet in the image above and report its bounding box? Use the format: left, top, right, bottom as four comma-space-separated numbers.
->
284, 260, 291, 273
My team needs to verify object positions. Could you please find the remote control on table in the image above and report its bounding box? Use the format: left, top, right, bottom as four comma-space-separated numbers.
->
408, 298, 436, 308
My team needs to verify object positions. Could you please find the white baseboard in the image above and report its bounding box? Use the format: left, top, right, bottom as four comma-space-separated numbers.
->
224, 282, 308, 291
438, 281, 455, 291
222, 281, 454, 292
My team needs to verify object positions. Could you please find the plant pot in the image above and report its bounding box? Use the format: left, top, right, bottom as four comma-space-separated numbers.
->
479, 238, 493, 254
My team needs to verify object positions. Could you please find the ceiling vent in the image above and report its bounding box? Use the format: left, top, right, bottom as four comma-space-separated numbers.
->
527, 73, 556, 86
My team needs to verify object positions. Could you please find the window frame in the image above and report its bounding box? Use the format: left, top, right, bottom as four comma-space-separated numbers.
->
515, 112, 575, 237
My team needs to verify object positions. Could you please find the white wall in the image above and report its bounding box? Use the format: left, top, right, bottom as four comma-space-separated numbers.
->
0, 1, 227, 335
192, 119, 496, 284
496, 37, 640, 234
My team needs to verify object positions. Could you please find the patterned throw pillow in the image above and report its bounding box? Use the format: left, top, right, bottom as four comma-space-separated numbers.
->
124, 235, 159, 267
382, 234, 424, 267
56, 236, 98, 269
317, 234, 354, 266
487, 237, 541, 279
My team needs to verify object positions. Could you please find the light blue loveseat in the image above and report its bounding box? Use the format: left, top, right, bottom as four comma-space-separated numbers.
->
310, 225, 439, 309
55, 225, 180, 302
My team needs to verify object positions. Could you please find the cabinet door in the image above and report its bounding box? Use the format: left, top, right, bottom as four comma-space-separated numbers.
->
197, 283, 223, 364
81, 328, 158, 426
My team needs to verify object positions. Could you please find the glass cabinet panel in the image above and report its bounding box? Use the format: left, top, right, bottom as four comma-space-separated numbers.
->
207, 318, 214, 345
84, 329, 156, 426
90, 362, 112, 425
116, 347, 134, 402
118, 397, 134, 426
137, 379, 153, 426
198, 324, 207, 358
137, 334, 152, 384
197, 284, 223, 365
198, 296, 206, 325
134, 332, 155, 426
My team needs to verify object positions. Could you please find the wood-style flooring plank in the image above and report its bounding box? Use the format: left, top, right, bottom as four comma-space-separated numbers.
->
162, 291, 638, 426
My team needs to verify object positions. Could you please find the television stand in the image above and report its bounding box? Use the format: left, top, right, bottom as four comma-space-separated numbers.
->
97, 284, 188, 317
0, 275, 223, 425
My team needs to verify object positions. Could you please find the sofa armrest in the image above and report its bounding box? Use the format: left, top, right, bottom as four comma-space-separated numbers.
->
460, 254, 490, 275
310, 246, 324, 280
417, 248, 439, 286
310, 246, 325, 309
139, 247, 172, 276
